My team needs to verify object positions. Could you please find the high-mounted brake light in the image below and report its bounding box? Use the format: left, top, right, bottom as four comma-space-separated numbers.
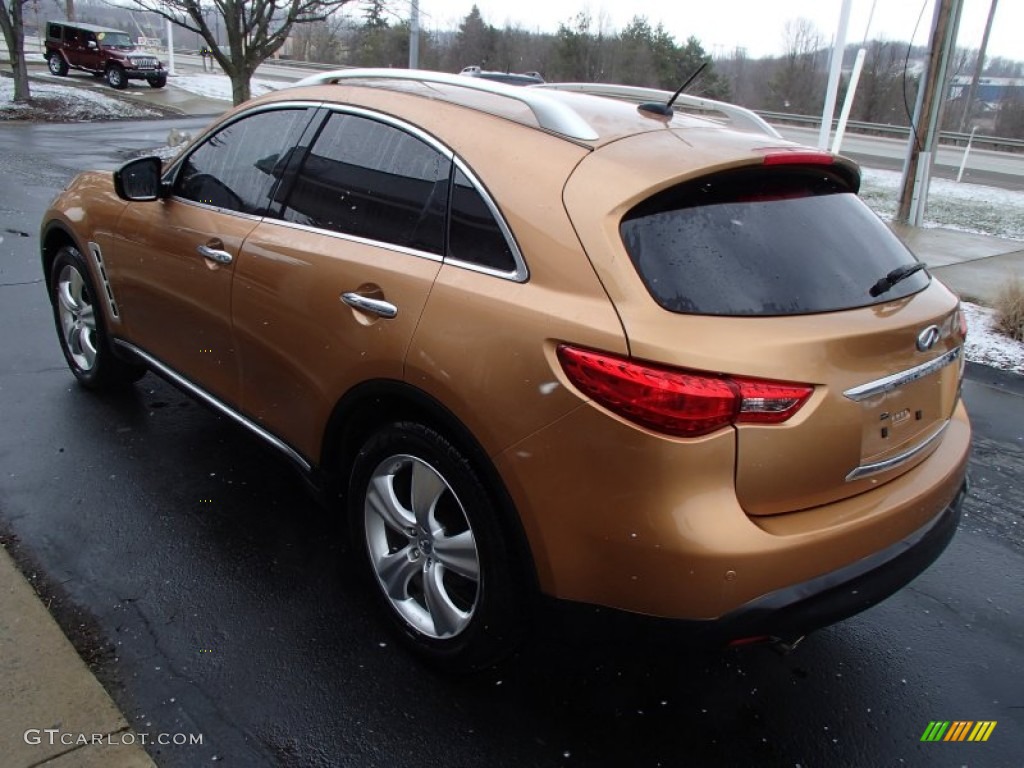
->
756, 147, 835, 166
556, 345, 813, 438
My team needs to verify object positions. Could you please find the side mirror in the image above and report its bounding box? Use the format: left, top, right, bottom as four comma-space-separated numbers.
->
87, 40, 97, 49
114, 156, 164, 201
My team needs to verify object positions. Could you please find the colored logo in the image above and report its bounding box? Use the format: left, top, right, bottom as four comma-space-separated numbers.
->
920, 721, 997, 742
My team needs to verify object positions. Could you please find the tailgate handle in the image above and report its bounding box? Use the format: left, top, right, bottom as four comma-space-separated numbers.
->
342, 292, 398, 319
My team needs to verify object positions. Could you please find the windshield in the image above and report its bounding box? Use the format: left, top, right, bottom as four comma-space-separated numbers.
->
97, 31, 134, 48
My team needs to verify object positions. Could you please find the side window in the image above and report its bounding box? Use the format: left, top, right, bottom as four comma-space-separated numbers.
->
448, 168, 516, 273
174, 109, 309, 216
282, 113, 450, 254
48, 23, 62, 40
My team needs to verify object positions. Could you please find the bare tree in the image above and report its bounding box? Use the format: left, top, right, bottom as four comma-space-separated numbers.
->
123, 0, 354, 104
0, 0, 31, 102
854, 39, 909, 124
770, 18, 825, 113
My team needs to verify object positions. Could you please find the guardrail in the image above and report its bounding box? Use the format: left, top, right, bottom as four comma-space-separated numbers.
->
757, 110, 1024, 153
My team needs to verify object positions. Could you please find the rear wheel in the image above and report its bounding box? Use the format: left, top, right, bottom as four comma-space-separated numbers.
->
49, 246, 145, 390
147, 74, 167, 89
47, 54, 68, 76
105, 64, 126, 89
348, 422, 524, 671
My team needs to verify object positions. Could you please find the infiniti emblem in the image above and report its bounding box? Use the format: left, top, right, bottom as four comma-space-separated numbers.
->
916, 325, 941, 352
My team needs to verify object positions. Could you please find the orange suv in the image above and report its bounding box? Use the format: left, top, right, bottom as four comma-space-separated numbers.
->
40, 70, 970, 669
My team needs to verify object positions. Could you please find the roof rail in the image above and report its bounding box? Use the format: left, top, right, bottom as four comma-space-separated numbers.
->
290, 68, 600, 142
534, 83, 781, 138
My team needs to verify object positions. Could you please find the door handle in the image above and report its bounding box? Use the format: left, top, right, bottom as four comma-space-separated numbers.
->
197, 244, 233, 265
341, 292, 398, 319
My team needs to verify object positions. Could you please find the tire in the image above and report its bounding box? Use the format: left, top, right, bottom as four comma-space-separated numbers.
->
348, 422, 524, 671
147, 75, 167, 89
49, 246, 145, 390
48, 54, 68, 76
105, 65, 127, 89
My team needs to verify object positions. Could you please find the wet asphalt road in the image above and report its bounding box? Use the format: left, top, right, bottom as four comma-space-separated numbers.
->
1, 119, 1023, 768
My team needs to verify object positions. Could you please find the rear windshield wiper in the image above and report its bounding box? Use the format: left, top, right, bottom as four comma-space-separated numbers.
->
869, 262, 928, 297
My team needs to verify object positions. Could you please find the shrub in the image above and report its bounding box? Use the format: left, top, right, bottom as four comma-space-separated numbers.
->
994, 277, 1024, 342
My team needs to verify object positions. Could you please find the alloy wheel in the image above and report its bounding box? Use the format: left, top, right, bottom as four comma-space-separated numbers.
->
364, 454, 481, 639
56, 264, 98, 372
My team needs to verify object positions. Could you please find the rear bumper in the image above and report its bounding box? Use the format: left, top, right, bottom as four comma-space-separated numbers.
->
712, 477, 967, 643
541, 478, 967, 646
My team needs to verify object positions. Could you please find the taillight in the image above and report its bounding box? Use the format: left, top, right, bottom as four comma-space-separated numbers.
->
556, 345, 813, 438
956, 305, 968, 338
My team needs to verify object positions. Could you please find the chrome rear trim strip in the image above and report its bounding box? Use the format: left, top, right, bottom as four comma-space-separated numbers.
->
846, 420, 949, 481
114, 340, 312, 473
843, 347, 961, 402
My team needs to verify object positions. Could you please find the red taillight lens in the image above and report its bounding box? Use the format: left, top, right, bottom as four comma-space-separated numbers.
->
556, 345, 813, 438
956, 305, 968, 338
757, 147, 835, 166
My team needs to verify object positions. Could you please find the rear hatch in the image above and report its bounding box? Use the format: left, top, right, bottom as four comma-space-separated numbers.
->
563, 130, 966, 515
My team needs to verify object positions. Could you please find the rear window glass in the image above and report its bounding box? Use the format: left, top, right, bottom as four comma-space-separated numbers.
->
620, 167, 929, 316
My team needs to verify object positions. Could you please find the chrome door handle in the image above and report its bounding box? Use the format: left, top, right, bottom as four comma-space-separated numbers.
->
197, 245, 233, 264
341, 292, 398, 319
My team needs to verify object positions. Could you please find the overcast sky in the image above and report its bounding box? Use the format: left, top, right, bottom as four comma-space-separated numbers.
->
399, 0, 1022, 63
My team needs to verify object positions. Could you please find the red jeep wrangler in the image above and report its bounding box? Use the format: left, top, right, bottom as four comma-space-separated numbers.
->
45, 20, 166, 90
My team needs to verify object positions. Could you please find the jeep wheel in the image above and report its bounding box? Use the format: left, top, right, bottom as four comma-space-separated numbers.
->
48, 55, 68, 76
105, 65, 127, 89
147, 74, 167, 89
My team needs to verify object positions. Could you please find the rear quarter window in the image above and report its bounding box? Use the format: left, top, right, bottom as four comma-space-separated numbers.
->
620, 166, 929, 316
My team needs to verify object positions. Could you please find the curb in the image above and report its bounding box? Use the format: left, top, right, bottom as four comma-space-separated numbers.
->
0, 544, 156, 768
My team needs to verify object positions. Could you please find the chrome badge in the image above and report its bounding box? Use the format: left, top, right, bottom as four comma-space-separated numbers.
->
916, 325, 941, 352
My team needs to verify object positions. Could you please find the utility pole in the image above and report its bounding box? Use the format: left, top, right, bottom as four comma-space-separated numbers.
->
408, 0, 419, 69
957, 0, 998, 133
896, 0, 965, 225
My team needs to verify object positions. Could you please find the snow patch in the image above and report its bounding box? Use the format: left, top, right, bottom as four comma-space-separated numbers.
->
169, 74, 284, 102
962, 302, 1024, 374
860, 168, 1024, 242
0, 78, 160, 120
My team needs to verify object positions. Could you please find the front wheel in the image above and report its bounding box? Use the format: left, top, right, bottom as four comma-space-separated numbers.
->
147, 74, 167, 89
105, 65, 126, 89
48, 54, 68, 76
49, 246, 145, 390
348, 422, 524, 671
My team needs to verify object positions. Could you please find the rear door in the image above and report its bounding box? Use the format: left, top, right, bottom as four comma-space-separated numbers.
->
231, 110, 450, 460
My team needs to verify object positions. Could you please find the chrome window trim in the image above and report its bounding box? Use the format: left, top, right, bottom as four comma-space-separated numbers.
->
291, 68, 600, 142
843, 347, 962, 403
162, 100, 324, 182
114, 340, 313, 473
257, 217, 444, 264
318, 104, 456, 162
263, 105, 528, 282
168, 198, 266, 221
846, 420, 950, 481
449, 157, 529, 282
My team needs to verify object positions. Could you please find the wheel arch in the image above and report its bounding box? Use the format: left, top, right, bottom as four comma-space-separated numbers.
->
40, 221, 84, 295
321, 379, 540, 594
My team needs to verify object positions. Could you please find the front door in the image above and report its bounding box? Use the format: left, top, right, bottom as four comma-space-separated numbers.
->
107, 107, 316, 405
